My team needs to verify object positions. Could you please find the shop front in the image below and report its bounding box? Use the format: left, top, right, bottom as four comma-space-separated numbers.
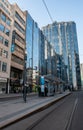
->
0, 78, 7, 94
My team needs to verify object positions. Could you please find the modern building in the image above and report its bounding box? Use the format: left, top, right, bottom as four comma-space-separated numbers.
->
10, 3, 26, 93
0, 0, 12, 93
65, 22, 81, 89
42, 21, 81, 90
39, 30, 59, 94
26, 12, 39, 89
80, 64, 83, 89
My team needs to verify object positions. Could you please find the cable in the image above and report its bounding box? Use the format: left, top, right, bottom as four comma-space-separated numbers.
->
42, 0, 53, 23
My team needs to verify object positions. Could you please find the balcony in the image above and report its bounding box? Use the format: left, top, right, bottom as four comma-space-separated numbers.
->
11, 61, 24, 70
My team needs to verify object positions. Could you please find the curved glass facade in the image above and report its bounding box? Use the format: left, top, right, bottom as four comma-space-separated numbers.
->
42, 21, 81, 89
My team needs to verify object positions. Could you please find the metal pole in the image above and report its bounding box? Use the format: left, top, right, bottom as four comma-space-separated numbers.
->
23, 52, 27, 102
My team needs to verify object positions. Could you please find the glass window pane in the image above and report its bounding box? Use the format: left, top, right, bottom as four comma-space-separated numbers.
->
6, 19, 11, 26
3, 50, 8, 58
0, 24, 5, 32
4, 39, 9, 47
5, 28, 10, 36
1, 13, 6, 22
0, 36, 4, 43
2, 62, 7, 72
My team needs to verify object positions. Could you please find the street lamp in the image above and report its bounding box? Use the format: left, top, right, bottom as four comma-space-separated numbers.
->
23, 49, 27, 102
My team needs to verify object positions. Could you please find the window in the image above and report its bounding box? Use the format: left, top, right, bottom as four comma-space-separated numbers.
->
4, 39, 9, 47
2, 62, 7, 72
15, 33, 24, 44
0, 48, 3, 56
3, 50, 8, 58
0, 24, 5, 32
15, 12, 25, 25
11, 55, 24, 65
15, 44, 24, 54
5, 28, 10, 36
6, 19, 11, 26
1, 13, 6, 22
14, 21, 25, 35
0, 2, 10, 15
0, 36, 3, 44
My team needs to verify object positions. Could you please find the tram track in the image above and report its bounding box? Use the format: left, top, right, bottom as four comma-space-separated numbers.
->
65, 98, 78, 130
26, 94, 73, 130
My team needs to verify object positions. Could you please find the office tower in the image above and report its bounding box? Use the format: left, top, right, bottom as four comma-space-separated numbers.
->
65, 22, 81, 89
42, 21, 81, 90
26, 12, 39, 89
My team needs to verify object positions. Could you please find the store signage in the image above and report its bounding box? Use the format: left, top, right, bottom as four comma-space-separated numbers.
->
0, 78, 7, 82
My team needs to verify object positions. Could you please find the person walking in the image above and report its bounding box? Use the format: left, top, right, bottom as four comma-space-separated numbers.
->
22, 84, 27, 102
38, 86, 41, 96
45, 85, 48, 96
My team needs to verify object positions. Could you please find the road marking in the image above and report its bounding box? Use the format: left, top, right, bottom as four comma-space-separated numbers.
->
65, 98, 78, 130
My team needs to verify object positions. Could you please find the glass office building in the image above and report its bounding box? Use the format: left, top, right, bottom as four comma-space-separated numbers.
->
39, 30, 57, 77
42, 21, 81, 90
42, 22, 68, 86
39, 30, 46, 75
26, 13, 33, 68
65, 22, 81, 89
26, 12, 40, 88
26, 12, 39, 70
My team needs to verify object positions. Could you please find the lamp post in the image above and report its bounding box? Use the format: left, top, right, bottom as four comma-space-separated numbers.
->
23, 50, 27, 102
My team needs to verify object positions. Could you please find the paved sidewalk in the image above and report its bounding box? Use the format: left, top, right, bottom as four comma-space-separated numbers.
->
0, 92, 37, 100
0, 91, 71, 129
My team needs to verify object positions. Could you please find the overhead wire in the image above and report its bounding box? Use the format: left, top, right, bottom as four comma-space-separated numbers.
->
42, 0, 53, 23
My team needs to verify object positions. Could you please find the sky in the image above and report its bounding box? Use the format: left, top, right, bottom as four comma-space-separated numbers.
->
9, 0, 83, 63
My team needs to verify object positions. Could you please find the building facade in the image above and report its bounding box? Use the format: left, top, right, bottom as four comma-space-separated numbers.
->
26, 12, 39, 89
65, 22, 81, 89
0, 0, 12, 93
10, 3, 26, 93
42, 21, 81, 90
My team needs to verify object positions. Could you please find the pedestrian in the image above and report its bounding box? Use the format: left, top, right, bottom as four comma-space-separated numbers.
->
22, 84, 27, 102
38, 86, 41, 96
45, 85, 48, 96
